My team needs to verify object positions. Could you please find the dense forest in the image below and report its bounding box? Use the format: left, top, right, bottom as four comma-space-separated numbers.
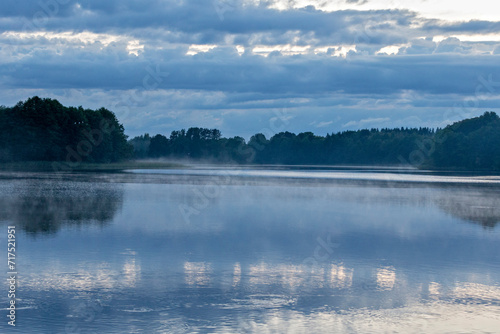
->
130, 127, 437, 165
1, 97, 499, 170
428, 111, 500, 170
0, 97, 132, 163
130, 112, 500, 170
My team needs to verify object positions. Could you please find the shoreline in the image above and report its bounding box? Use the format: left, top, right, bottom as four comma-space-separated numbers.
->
1, 160, 500, 176
0, 161, 184, 172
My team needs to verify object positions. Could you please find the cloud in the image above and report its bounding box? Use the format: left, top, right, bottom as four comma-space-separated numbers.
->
401, 37, 436, 54
1, 0, 500, 138
422, 19, 500, 34
345, 0, 369, 4
342, 117, 391, 128
2, 32, 500, 96
313, 121, 334, 128
0, 1, 496, 48
434, 37, 471, 53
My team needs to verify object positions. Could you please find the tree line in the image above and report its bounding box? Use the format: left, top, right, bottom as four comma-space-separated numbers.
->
130, 127, 436, 165
130, 112, 500, 170
1, 97, 499, 170
0, 97, 132, 163
429, 111, 500, 170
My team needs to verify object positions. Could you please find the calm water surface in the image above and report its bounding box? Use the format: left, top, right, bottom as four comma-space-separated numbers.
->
1, 167, 500, 333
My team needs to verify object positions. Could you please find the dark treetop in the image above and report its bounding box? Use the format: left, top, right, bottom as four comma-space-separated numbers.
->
0, 97, 132, 163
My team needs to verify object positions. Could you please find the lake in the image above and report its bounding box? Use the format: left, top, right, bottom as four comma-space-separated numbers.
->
1, 167, 500, 333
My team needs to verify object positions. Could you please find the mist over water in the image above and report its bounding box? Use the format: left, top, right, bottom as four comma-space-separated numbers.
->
1, 167, 499, 333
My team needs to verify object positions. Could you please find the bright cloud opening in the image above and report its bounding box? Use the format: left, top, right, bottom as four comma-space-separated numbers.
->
186, 44, 218, 55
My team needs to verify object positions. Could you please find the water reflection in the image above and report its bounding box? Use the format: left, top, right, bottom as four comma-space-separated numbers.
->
228, 301, 500, 334
233, 262, 242, 287
0, 179, 124, 234
437, 188, 500, 229
330, 264, 353, 289
1, 170, 500, 333
376, 266, 396, 291
126, 169, 500, 230
184, 262, 212, 286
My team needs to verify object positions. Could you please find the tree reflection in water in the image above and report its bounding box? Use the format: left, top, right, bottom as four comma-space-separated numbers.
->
0, 180, 124, 235
437, 187, 500, 229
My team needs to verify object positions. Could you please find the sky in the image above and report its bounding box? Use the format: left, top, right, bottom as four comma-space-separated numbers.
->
1, 0, 500, 139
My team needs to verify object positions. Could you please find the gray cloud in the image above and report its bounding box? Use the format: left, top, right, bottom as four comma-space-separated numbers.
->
0, 1, 496, 48
422, 19, 500, 34
402, 37, 436, 54
1, 0, 500, 137
346, 0, 369, 4
3, 39, 499, 96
